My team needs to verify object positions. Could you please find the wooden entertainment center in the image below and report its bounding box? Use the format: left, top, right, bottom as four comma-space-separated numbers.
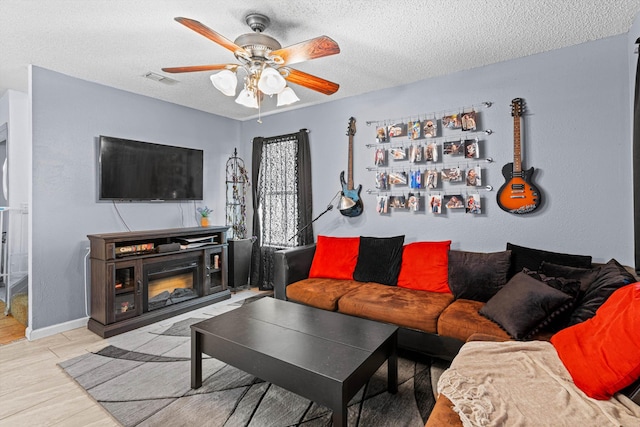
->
87, 226, 230, 338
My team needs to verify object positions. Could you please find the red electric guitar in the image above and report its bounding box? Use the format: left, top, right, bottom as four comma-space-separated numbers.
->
497, 98, 542, 214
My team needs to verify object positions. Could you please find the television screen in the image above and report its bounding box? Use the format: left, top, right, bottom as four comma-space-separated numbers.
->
99, 136, 203, 201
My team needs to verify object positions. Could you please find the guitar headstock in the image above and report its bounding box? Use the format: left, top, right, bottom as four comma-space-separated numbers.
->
511, 98, 525, 117
347, 117, 356, 136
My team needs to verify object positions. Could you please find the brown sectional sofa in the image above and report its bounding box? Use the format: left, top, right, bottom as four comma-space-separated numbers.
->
274, 239, 640, 425
274, 242, 550, 359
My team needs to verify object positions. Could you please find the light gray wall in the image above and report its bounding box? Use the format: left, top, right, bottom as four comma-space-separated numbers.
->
31, 67, 240, 330
242, 33, 633, 265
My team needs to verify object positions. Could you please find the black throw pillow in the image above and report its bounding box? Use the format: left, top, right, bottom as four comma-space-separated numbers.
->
353, 236, 405, 286
567, 259, 636, 326
506, 242, 592, 279
448, 250, 512, 302
539, 261, 601, 294
479, 271, 578, 340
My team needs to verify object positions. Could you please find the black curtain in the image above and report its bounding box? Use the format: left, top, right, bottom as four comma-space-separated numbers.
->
250, 130, 313, 289
634, 38, 640, 274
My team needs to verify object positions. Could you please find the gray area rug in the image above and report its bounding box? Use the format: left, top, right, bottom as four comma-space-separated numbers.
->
60, 295, 447, 426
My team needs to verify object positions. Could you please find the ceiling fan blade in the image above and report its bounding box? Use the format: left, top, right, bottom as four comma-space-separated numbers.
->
175, 17, 248, 56
162, 64, 238, 73
283, 68, 339, 95
271, 36, 340, 66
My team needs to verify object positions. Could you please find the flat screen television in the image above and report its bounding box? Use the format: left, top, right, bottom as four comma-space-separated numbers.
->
98, 135, 203, 201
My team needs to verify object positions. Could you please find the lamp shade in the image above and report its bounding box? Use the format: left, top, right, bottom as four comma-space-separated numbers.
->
338, 195, 356, 210
276, 86, 300, 106
235, 89, 259, 108
257, 67, 286, 95
210, 70, 237, 96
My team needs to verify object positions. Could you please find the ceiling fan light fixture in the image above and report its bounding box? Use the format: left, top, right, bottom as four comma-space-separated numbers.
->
276, 86, 300, 106
210, 70, 238, 96
235, 88, 259, 108
257, 66, 286, 95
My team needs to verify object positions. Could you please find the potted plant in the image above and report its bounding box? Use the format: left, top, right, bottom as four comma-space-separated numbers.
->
197, 206, 212, 227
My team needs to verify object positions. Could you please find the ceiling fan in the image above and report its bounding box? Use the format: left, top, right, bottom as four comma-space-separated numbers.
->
162, 14, 340, 109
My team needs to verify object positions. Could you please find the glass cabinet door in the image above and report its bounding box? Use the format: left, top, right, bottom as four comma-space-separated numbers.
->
110, 261, 141, 322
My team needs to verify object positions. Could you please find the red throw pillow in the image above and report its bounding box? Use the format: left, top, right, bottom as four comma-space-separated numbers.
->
397, 241, 452, 292
308, 236, 360, 280
550, 282, 640, 400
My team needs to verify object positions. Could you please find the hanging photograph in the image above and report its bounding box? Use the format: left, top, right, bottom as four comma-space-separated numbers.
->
389, 171, 408, 185
442, 114, 461, 129
461, 111, 478, 131
464, 139, 480, 158
374, 148, 386, 166
409, 145, 423, 163
390, 147, 407, 160
390, 195, 407, 209
410, 170, 422, 189
376, 195, 389, 214
407, 193, 420, 211
409, 120, 422, 140
466, 166, 482, 187
425, 142, 439, 162
376, 126, 388, 143
426, 169, 439, 189
375, 171, 388, 190
443, 140, 463, 156
466, 193, 481, 214
423, 119, 438, 138
429, 194, 442, 214
445, 195, 465, 209
441, 167, 462, 182
388, 123, 407, 138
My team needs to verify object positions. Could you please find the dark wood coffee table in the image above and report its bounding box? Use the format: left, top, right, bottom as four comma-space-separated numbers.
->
191, 297, 398, 426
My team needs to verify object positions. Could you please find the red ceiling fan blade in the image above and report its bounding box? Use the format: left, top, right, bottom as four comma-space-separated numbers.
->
271, 36, 340, 66
174, 17, 248, 56
162, 64, 238, 73
283, 68, 339, 95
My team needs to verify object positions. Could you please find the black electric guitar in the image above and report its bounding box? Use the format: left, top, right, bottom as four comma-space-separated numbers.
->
497, 98, 542, 214
339, 117, 363, 217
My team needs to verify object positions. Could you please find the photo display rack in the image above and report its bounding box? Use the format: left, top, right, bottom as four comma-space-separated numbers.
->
365, 101, 493, 215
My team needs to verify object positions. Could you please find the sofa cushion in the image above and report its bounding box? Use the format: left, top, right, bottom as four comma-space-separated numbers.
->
397, 241, 451, 293
437, 299, 511, 342
551, 283, 640, 400
308, 235, 360, 280
539, 261, 601, 294
286, 278, 363, 311
353, 235, 405, 286
338, 282, 454, 333
448, 250, 512, 302
506, 242, 592, 278
479, 272, 578, 340
567, 258, 636, 326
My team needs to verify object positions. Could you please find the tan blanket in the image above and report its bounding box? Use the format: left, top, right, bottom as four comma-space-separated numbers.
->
438, 341, 640, 426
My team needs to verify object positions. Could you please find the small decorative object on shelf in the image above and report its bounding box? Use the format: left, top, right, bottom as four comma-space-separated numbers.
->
197, 206, 213, 227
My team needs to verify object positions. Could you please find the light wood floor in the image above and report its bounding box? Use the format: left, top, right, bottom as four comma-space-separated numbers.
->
0, 289, 260, 426
0, 313, 26, 345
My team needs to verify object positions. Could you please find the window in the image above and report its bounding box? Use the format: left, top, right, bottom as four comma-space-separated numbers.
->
258, 137, 299, 248
251, 130, 313, 290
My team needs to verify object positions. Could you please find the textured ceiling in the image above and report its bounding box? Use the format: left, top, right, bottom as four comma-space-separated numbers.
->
2, 1, 640, 121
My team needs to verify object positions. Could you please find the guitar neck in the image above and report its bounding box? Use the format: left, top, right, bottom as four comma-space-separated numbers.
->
513, 114, 522, 173
347, 134, 354, 189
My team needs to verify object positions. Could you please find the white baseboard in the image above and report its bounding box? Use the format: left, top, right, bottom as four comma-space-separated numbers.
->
26, 316, 89, 341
